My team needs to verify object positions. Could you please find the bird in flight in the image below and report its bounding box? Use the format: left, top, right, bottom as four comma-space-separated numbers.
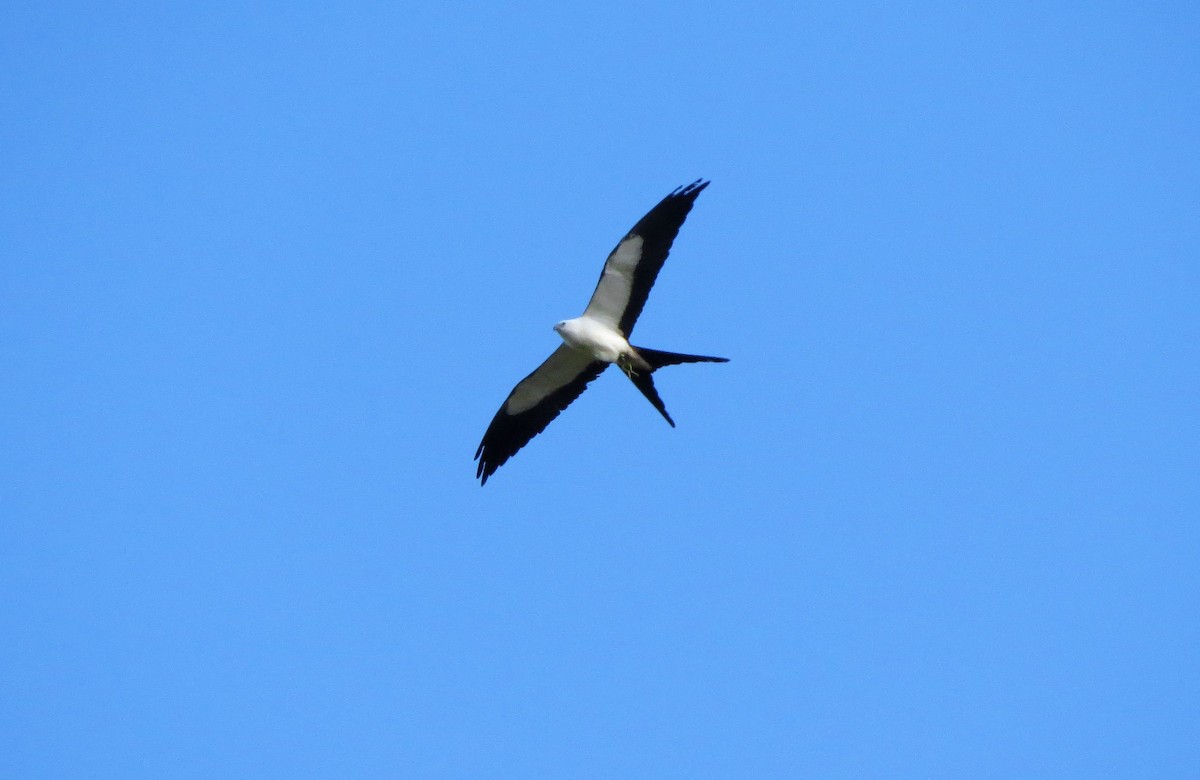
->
474, 180, 728, 485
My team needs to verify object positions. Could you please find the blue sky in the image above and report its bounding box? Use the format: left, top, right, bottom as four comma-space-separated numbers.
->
3, 2, 1197, 777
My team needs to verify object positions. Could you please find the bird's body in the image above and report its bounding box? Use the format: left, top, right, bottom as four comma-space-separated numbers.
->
553, 317, 649, 372
475, 180, 726, 485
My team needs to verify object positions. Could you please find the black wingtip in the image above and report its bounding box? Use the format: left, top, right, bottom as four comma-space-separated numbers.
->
674, 179, 709, 197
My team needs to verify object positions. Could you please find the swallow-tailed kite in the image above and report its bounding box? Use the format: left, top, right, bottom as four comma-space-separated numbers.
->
474, 180, 727, 485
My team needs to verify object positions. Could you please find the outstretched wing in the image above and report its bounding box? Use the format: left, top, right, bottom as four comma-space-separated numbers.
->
475, 346, 606, 485
582, 180, 709, 337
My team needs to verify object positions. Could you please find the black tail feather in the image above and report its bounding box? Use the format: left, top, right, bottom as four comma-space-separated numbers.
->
634, 346, 729, 371
628, 371, 675, 427
625, 346, 727, 426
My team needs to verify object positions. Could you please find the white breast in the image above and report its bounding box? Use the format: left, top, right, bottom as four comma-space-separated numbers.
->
554, 316, 629, 363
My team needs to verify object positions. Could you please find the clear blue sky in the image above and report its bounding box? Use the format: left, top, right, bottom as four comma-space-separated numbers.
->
3, 2, 1197, 777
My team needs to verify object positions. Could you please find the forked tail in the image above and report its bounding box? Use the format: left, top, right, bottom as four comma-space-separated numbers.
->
626, 346, 729, 427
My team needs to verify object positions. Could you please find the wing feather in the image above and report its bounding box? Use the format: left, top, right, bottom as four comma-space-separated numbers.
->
582, 180, 709, 336
474, 346, 606, 485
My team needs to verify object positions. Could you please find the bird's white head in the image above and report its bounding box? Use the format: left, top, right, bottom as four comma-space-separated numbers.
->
553, 320, 566, 334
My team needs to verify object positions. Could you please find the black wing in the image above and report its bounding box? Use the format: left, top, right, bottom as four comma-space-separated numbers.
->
582, 180, 710, 337
475, 346, 607, 485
